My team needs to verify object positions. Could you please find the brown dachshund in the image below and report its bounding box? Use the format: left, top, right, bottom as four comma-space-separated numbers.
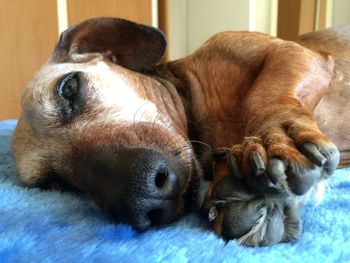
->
12, 17, 350, 246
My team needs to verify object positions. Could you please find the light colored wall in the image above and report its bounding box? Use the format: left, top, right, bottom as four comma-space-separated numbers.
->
186, 0, 250, 54
168, 0, 278, 60
167, 0, 188, 60
253, 0, 278, 36
332, 0, 350, 25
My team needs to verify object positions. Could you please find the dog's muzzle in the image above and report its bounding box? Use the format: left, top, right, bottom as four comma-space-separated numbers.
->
74, 147, 185, 231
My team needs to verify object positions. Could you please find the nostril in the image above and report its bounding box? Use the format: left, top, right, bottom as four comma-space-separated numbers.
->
152, 168, 179, 198
147, 208, 164, 226
155, 169, 169, 188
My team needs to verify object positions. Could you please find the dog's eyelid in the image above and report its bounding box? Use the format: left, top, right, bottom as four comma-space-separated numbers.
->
57, 73, 79, 101
55, 72, 84, 122
56, 72, 80, 99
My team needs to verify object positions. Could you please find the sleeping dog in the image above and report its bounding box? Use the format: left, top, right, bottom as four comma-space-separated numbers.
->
12, 17, 350, 246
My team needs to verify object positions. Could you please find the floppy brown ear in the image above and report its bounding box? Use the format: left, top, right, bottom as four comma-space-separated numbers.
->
53, 17, 167, 72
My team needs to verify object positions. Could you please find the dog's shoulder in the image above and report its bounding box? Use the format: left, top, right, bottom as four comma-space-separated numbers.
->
192, 31, 279, 58
298, 25, 350, 59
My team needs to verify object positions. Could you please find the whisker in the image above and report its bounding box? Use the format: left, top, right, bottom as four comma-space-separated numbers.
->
137, 108, 149, 124
174, 145, 192, 153
152, 112, 162, 131
160, 123, 177, 148
133, 102, 149, 124
186, 140, 212, 151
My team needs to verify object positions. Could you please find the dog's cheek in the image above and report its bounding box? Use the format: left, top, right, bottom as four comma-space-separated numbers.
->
12, 120, 50, 185
13, 150, 51, 186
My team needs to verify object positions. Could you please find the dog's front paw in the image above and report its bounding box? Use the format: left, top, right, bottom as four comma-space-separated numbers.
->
230, 129, 339, 196
202, 154, 303, 246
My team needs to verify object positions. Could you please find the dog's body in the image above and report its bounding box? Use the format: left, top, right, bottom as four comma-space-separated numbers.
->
12, 18, 350, 246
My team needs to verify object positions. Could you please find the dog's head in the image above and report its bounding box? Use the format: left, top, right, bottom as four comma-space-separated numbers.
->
12, 17, 203, 231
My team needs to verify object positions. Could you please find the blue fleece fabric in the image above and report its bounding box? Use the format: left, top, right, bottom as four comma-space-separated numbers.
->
0, 120, 349, 263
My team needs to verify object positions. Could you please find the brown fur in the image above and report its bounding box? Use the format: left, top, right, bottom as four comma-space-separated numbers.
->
157, 31, 338, 156
12, 18, 350, 246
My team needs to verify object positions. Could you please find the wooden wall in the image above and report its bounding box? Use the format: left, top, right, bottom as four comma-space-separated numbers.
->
0, 0, 153, 120
67, 0, 152, 26
1, 0, 329, 119
0, 0, 58, 120
277, 0, 327, 40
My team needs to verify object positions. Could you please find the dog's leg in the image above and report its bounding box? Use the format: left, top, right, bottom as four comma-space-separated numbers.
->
239, 48, 339, 196
298, 25, 350, 168
203, 43, 340, 246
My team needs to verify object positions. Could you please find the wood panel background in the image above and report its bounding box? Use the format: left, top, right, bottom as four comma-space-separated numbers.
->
0, 0, 58, 120
277, 0, 327, 40
0, 0, 328, 119
67, 0, 152, 26
0, 0, 153, 120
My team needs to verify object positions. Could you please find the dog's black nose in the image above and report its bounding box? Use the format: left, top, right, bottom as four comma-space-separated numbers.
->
76, 147, 181, 231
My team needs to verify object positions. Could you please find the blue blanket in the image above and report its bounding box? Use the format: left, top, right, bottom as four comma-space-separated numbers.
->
0, 120, 349, 262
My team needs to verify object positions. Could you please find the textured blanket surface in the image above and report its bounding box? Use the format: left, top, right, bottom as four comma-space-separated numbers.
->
0, 120, 349, 263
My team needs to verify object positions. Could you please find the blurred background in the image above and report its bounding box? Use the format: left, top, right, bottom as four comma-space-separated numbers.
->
1, 0, 349, 120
